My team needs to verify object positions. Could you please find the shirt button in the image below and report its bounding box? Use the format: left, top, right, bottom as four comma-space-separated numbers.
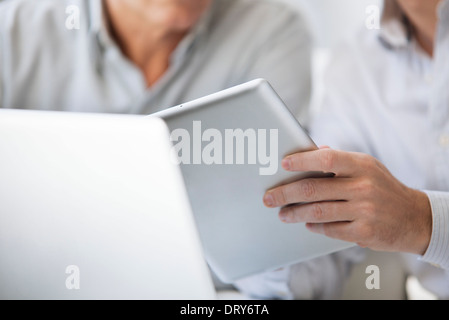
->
439, 134, 449, 147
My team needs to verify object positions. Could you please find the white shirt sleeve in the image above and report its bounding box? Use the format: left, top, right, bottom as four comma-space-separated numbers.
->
421, 191, 449, 270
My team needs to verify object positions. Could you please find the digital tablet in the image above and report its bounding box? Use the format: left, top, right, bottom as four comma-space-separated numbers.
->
151, 79, 354, 283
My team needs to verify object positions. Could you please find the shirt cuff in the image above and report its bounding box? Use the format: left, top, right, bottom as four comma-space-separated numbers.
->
420, 191, 449, 270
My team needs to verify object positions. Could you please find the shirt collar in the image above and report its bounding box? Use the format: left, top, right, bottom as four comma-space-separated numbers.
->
379, 0, 449, 50
378, 0, 412, 49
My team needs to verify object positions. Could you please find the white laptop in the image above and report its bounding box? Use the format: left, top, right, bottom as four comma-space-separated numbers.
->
0, 109, 216, 300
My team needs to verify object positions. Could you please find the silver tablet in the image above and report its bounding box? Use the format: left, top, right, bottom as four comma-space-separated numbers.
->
152, 79, 354, 283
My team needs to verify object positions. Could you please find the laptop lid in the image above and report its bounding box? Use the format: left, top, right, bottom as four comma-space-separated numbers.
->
0, 109, 215, 300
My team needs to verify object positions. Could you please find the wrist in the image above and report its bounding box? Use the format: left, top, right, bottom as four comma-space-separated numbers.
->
411, 189, 432, 255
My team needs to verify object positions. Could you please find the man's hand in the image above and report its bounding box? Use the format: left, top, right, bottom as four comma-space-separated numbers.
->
263, 148, 432, 255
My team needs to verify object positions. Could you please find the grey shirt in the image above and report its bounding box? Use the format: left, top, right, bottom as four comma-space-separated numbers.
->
0, 0, 311, 124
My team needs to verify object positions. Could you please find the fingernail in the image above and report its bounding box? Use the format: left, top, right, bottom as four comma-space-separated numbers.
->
263, 194, 274, 207
282, 158, 291, 170
279, 210, 289, 223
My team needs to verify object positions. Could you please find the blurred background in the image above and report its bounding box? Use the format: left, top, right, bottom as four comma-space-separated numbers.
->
285, 0, 383, 48
283, 0, 383, 115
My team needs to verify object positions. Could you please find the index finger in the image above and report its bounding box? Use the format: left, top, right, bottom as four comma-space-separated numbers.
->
281, 148, 364, 177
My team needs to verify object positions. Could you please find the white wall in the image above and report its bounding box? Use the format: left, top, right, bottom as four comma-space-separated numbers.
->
278, 0, 383, 115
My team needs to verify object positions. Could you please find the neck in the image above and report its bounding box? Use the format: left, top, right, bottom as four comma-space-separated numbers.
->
398, 0, 440, 56
104, 1, 188, 87
414, 25, 437, 56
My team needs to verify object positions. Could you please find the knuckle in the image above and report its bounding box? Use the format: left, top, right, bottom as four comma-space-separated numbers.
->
321, 149, 336, 172
356, 177, 375, 197
300, 179, 317, 199
361, 154, 381, 172
359, 153, 374, 165
311, 203, 324, 221
278, 187, 288, 205
360, 200, 376, 216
